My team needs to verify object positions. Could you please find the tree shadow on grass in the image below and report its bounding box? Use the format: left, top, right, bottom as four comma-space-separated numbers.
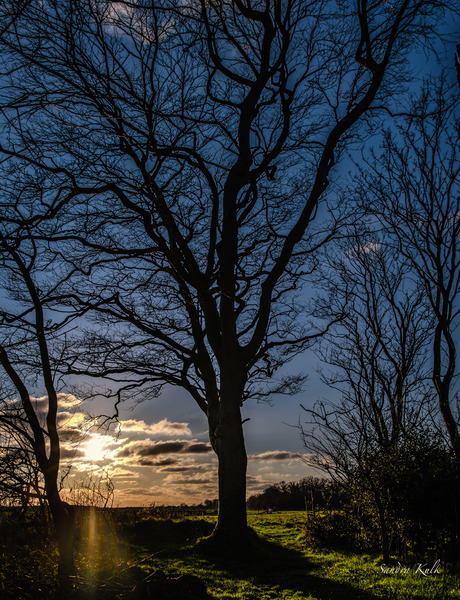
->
120, 517, 215, 551
192, 528, 383, 600
97, 518, 383, 600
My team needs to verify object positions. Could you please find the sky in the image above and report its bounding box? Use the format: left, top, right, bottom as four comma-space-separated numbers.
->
43, 352, 325, 507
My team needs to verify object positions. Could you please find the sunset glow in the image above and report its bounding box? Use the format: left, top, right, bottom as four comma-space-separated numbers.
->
54, 405, 312, 506
83, 435, 108, 462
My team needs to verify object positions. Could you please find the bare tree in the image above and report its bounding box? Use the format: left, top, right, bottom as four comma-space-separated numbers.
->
355, 84, 460, 456
302, 232, 436, 559
315, 233, 434, 445
0, 192, 78, 578
65, 471, 115, 510
0, 0, 449, 544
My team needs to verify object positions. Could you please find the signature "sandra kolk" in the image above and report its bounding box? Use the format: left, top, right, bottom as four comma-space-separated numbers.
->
379, 560, 441, 577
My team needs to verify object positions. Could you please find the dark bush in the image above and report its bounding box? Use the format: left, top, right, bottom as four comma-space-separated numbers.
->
305, 511, 357, 551
335, 435, 460, 560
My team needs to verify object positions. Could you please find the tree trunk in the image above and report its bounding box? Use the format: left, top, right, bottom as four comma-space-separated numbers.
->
437, 384, 460, 458
374, 492, 390, 562
46, 480, 76, 581
433, 324, 460, 458
212, 382, 248, 544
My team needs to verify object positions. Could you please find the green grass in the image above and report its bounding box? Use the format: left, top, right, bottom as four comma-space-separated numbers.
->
1, 510, 459, 599
115, 511, 459, 600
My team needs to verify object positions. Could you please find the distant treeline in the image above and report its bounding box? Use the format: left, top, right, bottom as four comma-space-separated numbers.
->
246, 477, 341, 512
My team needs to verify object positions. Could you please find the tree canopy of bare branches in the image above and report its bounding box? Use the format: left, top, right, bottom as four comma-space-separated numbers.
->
0, 0, 451, 543
0, 196, 78, 576
354, 83, 460, 456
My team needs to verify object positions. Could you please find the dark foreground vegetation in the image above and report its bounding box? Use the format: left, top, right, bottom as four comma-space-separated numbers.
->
1, 505, 458, 600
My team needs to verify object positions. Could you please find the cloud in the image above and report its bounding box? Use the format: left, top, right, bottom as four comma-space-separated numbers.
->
57, 411, 99, 445
58, 428, 86, 443
347, 241, 382, 259
162, 469, 217, 489
158, 464, 208, 474
60, 447, 85, 459
111, 467, 139, 475
57, 394, 82, 408
133, 457, 181, 467
159, 466, 192, 473
151, 458, 179, 466
32, 393, 81, 409
31, 396, 48, 408
111, 470, 140, 480
173, 478, 213, 485
123, 487, 155, 496
118, 418, 192, 437
57, 411, 90, 428
137, 458, 160, 466
250, 451, 301, 461
118, 439, 212, 459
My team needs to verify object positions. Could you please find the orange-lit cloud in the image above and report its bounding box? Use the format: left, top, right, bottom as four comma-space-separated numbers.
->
60, 447, 85, 459
250, 450, 302, 461
118, 418, 192, 437
33, 393, 81, 408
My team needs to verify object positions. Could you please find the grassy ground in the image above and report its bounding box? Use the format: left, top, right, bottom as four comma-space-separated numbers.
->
1, 510, 459, 599
114, 511, 459, 600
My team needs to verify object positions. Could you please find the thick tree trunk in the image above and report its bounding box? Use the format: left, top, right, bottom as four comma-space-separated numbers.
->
211, 381, 248, 544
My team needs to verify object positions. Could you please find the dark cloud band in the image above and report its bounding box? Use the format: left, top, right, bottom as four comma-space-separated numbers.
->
119, 440, 212, 458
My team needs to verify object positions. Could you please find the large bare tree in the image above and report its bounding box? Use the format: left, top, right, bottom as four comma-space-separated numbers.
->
0, 0, 449, 543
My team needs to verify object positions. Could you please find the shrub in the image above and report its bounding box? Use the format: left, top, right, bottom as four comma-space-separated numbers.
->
305, 511, 359, 551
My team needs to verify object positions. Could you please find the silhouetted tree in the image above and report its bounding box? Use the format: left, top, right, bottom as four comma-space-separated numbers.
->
0, 0, 449, 544
247, 476, 340, 511
355, 84, 460, 456
302, 234, 435, 560
0, 198, 77, 579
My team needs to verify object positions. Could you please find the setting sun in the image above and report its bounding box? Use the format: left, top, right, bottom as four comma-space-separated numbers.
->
83, 435, 107, 462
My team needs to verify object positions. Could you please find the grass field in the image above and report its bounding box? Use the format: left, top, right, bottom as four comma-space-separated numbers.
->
2, 510, 459, 599
78, 510, 460, 600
